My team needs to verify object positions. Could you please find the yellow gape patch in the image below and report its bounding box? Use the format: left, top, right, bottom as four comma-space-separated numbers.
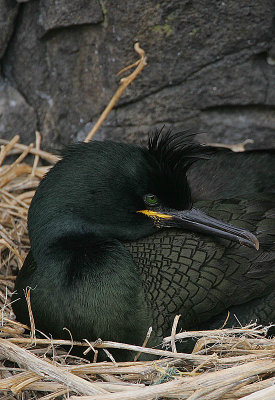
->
137, 210, 172, 219
137, 210, 172, 227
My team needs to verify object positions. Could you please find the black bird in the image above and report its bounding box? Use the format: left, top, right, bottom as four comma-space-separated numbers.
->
12, 130, 275, 360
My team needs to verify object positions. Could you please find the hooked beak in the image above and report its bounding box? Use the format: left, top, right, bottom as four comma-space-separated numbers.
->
137, 208, 259, 250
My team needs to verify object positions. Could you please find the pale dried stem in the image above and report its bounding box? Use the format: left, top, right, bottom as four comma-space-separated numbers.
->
31, 131, 42, 177
0, 275, 17, 281
0, 189, 29, 208
0, 144, 33, 178
85, 43, 147, 142
170, 314, 181, 353
0, 239, 24, 266
39, 388, 71, 400
224, 377, 275, 398
11, 373, 41, 394
116, 59, 140, 76
206, 139, 254, 152
0, 164, 36, 188
69, 359, 275, 400
0, 339, 108, 395
241, 385, 275, 400
134, 326, 152, 361
0, 135, 20, 167
66, 338, 274, 366
163, 326, 268, 343
6, 337, 86, 347
0, 371, 144, 394
23, 287, 36, 341
0, 138, 59, 163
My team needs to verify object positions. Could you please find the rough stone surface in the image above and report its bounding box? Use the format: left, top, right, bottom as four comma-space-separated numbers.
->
0, 79, 37, 141
1, 0, 275, 150
39, 0, 103, 34
0, 0, 19, 59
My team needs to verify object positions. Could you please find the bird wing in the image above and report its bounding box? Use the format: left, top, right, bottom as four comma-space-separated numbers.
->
188, 150, 275, 201
125, 193, 275, 337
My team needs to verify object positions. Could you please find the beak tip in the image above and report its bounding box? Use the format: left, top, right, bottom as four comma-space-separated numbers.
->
243, 234, 259, 251
248, 233, 259, 251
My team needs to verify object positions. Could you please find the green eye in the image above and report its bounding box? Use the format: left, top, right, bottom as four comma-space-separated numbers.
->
144, 194, 159, 207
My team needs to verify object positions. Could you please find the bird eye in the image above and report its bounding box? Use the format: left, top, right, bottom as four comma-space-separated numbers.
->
144, 194, 159, 207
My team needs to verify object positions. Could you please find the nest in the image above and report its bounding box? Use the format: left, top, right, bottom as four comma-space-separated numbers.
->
0, 135, 274, 400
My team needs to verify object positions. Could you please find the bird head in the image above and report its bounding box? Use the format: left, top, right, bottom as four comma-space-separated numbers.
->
28, 129, 259, 262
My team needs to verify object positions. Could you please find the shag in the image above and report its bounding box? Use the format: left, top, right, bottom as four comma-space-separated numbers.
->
12, 130, 275, 360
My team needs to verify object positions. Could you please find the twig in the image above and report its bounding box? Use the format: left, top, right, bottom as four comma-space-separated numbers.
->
0, 338, 108, 395
10, 373, 41, 394
103, 348, 118, 365
82, 338, 213, 363
23, 287, 36, 341
7, 337, 87, 347
0, 275, 17, 280
39, 388, 71, 400
83, 338, 100, 361
238, 385, 275, 400
206, 139, 254, 152
134, 326, 152, 362
186, 381, 240, 400
0, 144, 33, 178
163, 326, 267, 344
0, 139, 59, 164
170, 315, 181, 353
31, 131, 42, 177
0, 239, 24, 266
0, 136, 20, 167
0, 189, 29, 209
68, 359, 275, 400
0, 163, 39, 188
116, 60, 140, 76
225, 377, 275, 399
221, 311, 230, 328
71, 338, 274, 366
84, 43, 147, 142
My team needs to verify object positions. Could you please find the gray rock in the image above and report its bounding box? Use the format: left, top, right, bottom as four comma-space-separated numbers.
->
39, 0, 103, 34
0, 79, 37, 141
2, 0, 275, 150
0, 0, 18, 59
90, 50, 275, 148
199, 107, 275, 149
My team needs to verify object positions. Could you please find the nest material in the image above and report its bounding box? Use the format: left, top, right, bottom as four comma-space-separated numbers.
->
0, 135, 274, 400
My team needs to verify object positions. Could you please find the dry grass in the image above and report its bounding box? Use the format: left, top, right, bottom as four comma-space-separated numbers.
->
0, 135, 274, 400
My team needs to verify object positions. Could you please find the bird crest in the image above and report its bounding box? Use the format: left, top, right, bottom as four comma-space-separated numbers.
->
148, 128, 210, 175
148, 128, 211, 208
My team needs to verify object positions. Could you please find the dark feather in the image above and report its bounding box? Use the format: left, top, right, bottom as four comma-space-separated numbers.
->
148, 128, 211, 172
148, 128, 212, 209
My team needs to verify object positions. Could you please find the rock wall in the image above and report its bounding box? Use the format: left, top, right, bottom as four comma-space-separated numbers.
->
1, 0, 275, 150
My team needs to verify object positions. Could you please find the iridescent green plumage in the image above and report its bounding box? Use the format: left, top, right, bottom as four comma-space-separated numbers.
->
12, 130, 275, 360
